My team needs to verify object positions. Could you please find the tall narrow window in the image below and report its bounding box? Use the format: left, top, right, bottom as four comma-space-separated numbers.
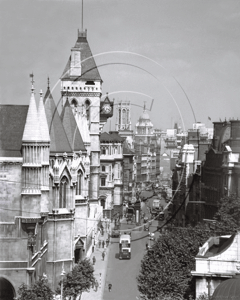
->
122, 109, 126, 125
60, 177, 68, 208
101, 177, 106, 186
109, 165, 112, 181
76, 171, 82, 195
102, 165, 106, 172
119, 109, 121, 124
85, 99, 90, 122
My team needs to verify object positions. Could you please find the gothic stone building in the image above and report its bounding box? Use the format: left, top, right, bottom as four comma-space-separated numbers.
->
0, 29, 112, 298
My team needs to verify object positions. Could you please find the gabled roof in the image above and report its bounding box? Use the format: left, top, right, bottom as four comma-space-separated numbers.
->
61, 30, 102, 82
22, 89, 42, 142
60, 100, 86, 152
44, 88, 72, 153
0, 105, 28, 157
100, 131, 125, 143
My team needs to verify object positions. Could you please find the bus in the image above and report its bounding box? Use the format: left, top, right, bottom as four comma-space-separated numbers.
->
119, 233, 131, 259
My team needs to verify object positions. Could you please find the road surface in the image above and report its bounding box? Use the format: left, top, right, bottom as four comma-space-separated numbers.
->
103, 218, 159, 299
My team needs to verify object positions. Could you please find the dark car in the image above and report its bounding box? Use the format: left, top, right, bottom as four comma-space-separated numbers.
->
111, 229, 120, 238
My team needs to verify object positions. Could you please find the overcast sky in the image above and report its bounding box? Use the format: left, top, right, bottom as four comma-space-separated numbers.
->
0, 0, 240, 131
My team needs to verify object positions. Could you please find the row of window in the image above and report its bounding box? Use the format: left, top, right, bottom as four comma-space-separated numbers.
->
63, 86, 98, 91
101, 146, 122, 155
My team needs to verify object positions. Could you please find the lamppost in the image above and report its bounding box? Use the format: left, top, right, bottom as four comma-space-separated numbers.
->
61, 262, 66, 300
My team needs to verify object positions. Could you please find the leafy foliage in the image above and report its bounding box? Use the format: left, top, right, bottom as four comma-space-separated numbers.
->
196, 292, 211, 300
17, 277, 54, 300
137, 194, 240, 300
17, 283, 36, 300
60, 258, 95, 299
214, 194, 240, 234
137, 224, 212, 300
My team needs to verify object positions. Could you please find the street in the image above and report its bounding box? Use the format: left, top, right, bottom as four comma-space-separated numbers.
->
103, 217, 159, 299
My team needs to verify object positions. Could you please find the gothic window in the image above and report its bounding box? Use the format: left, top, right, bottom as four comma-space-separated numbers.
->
71, 99, 78, 110
76, 171, 82, 195
85, 99, 90, 121
59, 177, 68, 208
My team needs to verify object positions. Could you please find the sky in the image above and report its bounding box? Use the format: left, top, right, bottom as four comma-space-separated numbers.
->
0, 0, 240, 131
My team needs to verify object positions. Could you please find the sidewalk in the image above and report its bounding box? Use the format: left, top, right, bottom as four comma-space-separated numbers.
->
81, 224, 113, 300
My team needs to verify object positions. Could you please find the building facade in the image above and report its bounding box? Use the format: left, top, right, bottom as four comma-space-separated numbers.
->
99, 131, 124, 217
134, 104, 161, 183
0, 29, 112, 298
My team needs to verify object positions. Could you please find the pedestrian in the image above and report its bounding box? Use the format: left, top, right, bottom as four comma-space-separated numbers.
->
92, 279, 95, 289
146, 243, 149, 250
102, 240, 105, 248
95, 280, 99, 292
92, 256, 96, 265
102, 251, 105, 261
98, 240, 101, 248
106, 238, 109, 247
108, 283, 112, 292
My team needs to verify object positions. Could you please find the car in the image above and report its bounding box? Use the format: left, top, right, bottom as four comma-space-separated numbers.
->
111, 229, 120, 238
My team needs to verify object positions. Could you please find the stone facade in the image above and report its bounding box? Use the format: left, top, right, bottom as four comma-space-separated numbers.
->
0, 29, 111, 298
192, 232, 240, 298
99, 131, 124, 216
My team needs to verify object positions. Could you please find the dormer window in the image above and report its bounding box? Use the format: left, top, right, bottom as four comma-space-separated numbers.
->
85, 81, 95, 85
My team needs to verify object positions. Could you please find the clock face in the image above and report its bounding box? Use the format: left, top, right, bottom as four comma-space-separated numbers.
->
103, 104, 111, 113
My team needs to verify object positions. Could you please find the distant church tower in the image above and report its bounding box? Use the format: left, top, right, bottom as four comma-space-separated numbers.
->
115, 100, 134, 148
115, 100, 131, 131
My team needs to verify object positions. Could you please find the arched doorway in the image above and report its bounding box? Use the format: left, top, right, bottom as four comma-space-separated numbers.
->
0, 277, 15, 300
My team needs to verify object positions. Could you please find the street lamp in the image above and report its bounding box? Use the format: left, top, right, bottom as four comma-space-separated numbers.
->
61, 262, 66, 300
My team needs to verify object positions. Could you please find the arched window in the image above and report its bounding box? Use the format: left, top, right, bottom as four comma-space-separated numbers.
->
71, 99, 78, 108
85, 99, 90, 121
60, 177, 68, 208
127, 109, 129, 124
76, 171, 82, 195
122, 109, 126, 125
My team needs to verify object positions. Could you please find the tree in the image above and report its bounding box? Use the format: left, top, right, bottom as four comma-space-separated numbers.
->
137, 224, 212, 300
17, 283, 36, 300
137, 194, 240, 300
17, 277, 54, 300
214, 194, 240, 234
60, 258, 95, 300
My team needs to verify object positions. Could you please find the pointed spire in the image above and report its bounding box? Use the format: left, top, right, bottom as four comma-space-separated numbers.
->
38, 89, 50, 142
22, 77, 42, 142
